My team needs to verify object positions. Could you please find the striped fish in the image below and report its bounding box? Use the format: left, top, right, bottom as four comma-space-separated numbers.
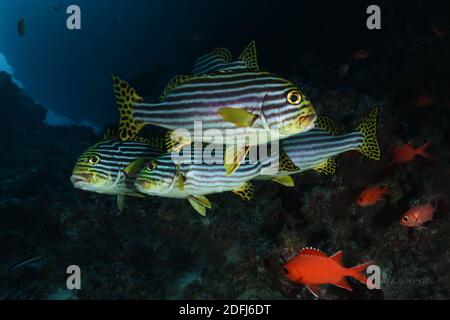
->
133, 146, 295, 216
112, 41, 316, 176
269, 108, 381, 177
71, 132, 165, 210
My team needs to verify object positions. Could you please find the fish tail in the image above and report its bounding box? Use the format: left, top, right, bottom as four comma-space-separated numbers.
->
349, 261, 372, 284
417, 141, 432, 159
111, 74, 145, 141
355, 108, 381, 160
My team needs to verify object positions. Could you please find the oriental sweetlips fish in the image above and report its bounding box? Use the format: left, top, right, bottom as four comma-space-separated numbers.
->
263, 108, 380, 178
283, 248, 371, 298
71, 129, 165, 210
132, 149, 292, 216
111, 41, 317, 176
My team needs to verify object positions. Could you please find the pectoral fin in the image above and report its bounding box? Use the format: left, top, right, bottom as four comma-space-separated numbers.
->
224, 144, 250, 176
177, 163, 185, 190
272, 175, 294, 187
232, 181, 254, 201
117, 195, 125, 212
165, 130, 192, 152
123, 158, 146, 177
188, 195, 212, 216
218, 108, 258, 128
305, 284, 321, 298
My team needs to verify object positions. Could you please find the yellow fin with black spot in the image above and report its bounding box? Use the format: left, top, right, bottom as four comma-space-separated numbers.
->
211, 47, 232, 63
238, 40, 259, 71
134, 135, 167, 151
165, 130, 192, 152
218, 107, 258, 128
315, 116, 339, 135
355, 108, 380, 160
232, 181, 254, 201
188, 195, 212, 216
279, 150, 300, 172
313, 158, 336, 175
160, 75, 197, 102
272, 175, 295, 187
111, 74, 145, 141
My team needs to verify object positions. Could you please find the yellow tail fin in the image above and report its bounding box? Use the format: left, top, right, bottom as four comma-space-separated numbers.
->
355, 108, 381, 160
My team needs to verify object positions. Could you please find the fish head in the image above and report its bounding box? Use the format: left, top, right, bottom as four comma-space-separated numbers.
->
71, 140, 120, 193
135, 158, 177, 196
261, 81, 317, 137
400, 211, 418, 227
282, 260, 303, 283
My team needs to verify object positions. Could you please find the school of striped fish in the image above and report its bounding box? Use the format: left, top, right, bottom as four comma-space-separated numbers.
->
71, 41, 384, 297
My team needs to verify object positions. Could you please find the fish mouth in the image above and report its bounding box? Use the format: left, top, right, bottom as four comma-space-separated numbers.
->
71, 173, 93, 187
298, 113, 317, 131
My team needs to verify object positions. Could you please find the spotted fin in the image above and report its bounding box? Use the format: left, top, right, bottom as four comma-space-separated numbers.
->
313, 158, 336, 175
111, 74, 145, 141
272, 175, 294, 187
160, 74, 197, 102
279, 150, 299, 172
315, 116, 339, 135
103, 127, 119, 140
133, 135, 167, 151
232, 181, 254, 201
188, 195, 212, 216
238, 40, 259, 71
218, 107, 258, 128
355, 108, 380, 160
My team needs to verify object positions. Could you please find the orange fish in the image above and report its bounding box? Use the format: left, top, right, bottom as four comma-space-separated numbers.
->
400, 203, 436, 228
415, 95, 438, 107
356, 185, 389, 207
352, 49, 370, 60
282, 248, 371, 298
389, 141, 432, 166
431, 24, 447, 38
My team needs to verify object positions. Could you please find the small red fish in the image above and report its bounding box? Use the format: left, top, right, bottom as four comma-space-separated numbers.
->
356, 185, 389, 207
431, 24, 447, 38
400, 203, 436, 228
389, 141, 432, 166
415, 95, 438, 107
282, 248, 371, 298
352, 49, 370, 60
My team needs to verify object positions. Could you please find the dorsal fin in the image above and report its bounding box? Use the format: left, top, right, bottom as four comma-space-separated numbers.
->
133, 135, 167, 151
329, 250, 344, 265
315, 116, 338, 135
238, 40, 259, 71
299, 247, 327, 257
103, 127, 119, 140
210, 47, 232, 63
159, 74, 198, 102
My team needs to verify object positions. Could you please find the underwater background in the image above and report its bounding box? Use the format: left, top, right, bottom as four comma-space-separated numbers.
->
1, 0, 449, 299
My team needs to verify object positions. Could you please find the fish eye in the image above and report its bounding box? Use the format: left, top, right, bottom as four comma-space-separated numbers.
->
147, 161, 157, 171
402, 216, 410, 222
282, 267, 289, 274
87, 155, 100, 165
287, 90, 302, 105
